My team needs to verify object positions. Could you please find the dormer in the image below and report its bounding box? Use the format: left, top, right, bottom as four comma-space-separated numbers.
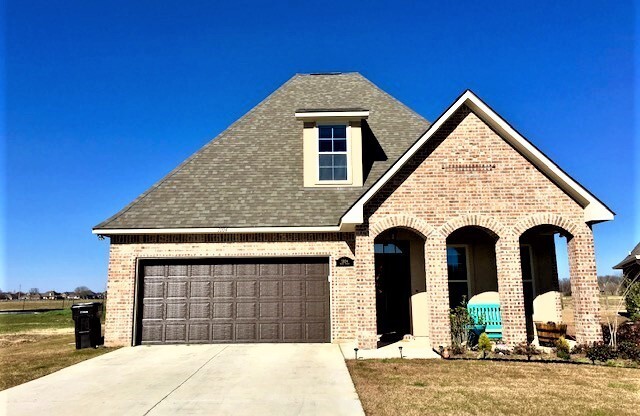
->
295, 108, 369, 187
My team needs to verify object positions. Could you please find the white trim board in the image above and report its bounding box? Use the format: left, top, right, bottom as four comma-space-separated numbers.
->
340, 90, 614, 227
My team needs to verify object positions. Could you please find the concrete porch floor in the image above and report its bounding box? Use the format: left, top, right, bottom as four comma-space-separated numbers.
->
340, 337, 441, 360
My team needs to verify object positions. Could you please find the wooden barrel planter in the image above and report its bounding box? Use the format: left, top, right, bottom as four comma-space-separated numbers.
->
535, 322, 567, 346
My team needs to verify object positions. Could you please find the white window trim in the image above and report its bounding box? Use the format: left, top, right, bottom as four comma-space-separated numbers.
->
316, 122, 352, 185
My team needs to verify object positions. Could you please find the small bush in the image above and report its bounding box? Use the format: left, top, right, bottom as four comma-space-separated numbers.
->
555, 337, 571, 360
477, 333, 492, 359
602, 321, 640, 346
570, 343, 588, 354
586, 342, 618, 364
617, 341, 640, 362
449, 343, 466, 355
513, 341, 540, 360
625, 277, 640, 320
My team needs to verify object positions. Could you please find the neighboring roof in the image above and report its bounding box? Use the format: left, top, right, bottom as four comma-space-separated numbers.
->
613, 242, 640, 269
341, 90, 615, 226
94, 73, 429, 231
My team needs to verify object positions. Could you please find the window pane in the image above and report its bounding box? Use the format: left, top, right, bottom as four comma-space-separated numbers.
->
319, 168, 333, 180
333, 126, 346, 138
448, 282, 469, 308
447, 246, 467, 281
318, 140, 332, 152
333, 167, 347, 180
333, 139, 347, 152
319, 155, 333, 167
374, 244, 384, 254
333, 154, 347, 167
319, 126, 332, 139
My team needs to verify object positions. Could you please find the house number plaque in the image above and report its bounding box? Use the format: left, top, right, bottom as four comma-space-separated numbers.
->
336, 257, 354, 267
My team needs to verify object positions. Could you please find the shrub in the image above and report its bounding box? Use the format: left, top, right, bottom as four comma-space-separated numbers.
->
586, 342, 618, 364
450, 302, 474, 348
513, 341, 540, 360
477, 333, 492, 359
570, 343, 588, 354
602, 321, 640, 346
625, 276, 640, 320
450, 343, 466, 355
555, 337, 571, 360
617, 341, 640, 362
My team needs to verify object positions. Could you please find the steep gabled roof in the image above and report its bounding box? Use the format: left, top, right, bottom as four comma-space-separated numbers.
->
94, 73, 430, 232
341, 90, 614, 226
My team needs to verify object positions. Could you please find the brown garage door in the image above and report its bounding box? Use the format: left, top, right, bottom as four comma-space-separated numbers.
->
137, 258, 330, 344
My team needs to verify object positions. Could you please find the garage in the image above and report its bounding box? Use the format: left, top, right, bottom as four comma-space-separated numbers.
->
136, 257, 330, 344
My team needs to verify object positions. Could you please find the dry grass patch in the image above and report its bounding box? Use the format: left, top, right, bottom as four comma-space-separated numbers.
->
347, 359, 640, 416
0, 333, 116, 391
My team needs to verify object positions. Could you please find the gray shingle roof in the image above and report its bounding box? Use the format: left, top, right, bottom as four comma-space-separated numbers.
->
613, 241, 640, 269
95, 72, 430, 230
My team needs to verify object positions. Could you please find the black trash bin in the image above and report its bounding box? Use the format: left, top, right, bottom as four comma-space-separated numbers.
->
71, 302, 103, 349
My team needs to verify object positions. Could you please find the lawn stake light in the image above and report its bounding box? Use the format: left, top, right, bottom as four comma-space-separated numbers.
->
354, 347, 359, 360
399, 346, 403, 359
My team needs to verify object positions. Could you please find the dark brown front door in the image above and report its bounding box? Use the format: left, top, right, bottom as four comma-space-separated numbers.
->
137, 258, 330, 344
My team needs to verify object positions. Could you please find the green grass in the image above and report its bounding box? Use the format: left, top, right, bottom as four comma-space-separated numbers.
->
0, 309, 75, 334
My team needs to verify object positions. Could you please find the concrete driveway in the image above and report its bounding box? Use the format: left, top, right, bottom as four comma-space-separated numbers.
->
0, 344, 364, 416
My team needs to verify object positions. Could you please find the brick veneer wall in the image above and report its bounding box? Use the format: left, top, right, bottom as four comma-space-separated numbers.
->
358, 105, 602, 348
105, 233, 357, 347
103, 105, 603, 349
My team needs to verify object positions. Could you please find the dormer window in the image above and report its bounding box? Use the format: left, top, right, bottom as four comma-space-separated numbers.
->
318, 125, 348, 181
295, 108, 369, 188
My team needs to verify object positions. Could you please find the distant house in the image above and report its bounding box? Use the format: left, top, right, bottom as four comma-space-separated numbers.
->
44, 291, 63, 300
0, 292, 13, 301
614, 242, 640, 283
64, 292, 80, 300
26, 293, 42, 300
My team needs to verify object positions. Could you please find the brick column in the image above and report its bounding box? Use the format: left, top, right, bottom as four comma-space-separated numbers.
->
425, 231, 451, 348
355, 225, 377, 349
568, 230, 602, 344
496, 235, 527, 345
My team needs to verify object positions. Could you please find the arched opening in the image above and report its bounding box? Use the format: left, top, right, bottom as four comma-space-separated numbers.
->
519, 225, 570, 342
374, 227, 426, 343
446, 226, 499, 309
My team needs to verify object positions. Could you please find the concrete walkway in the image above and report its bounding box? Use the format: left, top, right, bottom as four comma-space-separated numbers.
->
0, 344, 364, 416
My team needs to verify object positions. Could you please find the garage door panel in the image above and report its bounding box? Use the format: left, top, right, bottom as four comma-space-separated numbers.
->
165, 324, 187, 342
282, 281, 304, 297
189, 323, 210, 342
236, 302, 257, 319
259, 281, 280, 297
213, 302, 233, 319
189, 303, 210, 319
167, 281, 187, 298
213, 281, 234, 297
139, 258, 329, 344
236, 281, 257, 297
190, 281, 211, 298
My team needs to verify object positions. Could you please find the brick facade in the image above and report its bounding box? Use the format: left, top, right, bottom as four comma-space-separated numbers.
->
103, 105, 602, 349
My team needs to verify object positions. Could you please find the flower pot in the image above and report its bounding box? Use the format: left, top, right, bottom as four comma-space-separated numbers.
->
535, 322, 567, 347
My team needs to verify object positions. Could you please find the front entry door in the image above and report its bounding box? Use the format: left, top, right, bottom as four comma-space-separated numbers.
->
374, 241, 411, 339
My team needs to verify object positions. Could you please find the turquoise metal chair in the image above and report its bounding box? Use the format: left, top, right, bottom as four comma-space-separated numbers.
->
467, 303, 502, 340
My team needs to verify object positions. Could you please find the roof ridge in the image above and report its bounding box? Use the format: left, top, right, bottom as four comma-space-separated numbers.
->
93, 73, 302, 229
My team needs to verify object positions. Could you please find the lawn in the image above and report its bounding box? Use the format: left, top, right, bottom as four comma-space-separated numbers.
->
347, 359, 640, 416
0, 301, 115, 391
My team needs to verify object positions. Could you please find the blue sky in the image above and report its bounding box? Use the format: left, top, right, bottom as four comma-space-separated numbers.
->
2, 1, 637, 292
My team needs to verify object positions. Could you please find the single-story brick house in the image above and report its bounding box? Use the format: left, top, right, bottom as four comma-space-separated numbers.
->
94, 72, 613, 349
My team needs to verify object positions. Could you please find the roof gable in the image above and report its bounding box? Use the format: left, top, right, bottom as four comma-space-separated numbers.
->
341, 90, 614, 227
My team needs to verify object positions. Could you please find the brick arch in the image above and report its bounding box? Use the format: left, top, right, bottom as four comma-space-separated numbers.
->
512, 213, 581, 238
439, 214, 507, 240
369, 215, 435, 239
